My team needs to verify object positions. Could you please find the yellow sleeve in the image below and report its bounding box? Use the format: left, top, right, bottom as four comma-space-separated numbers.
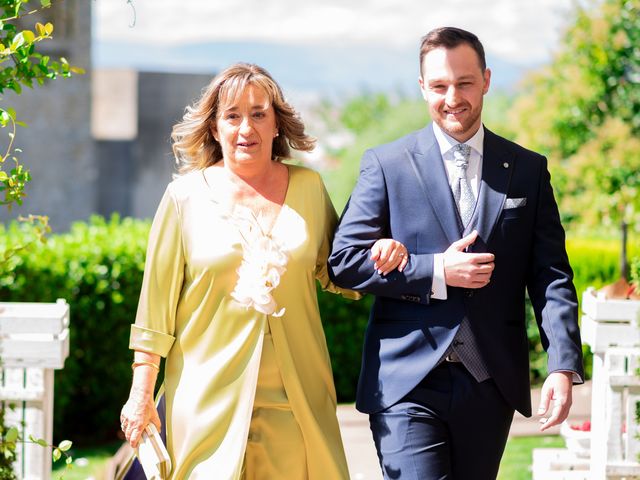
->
130, 185, 185, 356
315, 175, 362, 300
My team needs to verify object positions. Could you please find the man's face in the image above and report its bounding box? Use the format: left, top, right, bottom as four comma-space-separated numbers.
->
419, 44, 491, 143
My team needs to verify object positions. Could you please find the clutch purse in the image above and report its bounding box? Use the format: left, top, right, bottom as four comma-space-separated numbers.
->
136, 424, 172, 480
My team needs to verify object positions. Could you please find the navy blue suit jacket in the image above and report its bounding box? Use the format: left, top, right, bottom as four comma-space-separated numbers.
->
328, 124, 584, 416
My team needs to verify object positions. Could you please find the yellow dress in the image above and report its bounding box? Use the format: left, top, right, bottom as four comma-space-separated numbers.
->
129, 164, 356, 479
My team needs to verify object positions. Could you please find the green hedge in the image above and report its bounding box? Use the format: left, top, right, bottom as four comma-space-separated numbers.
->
0, 217, 633, 441
566, 237, 636, 295
632, 256, 640, 292
0, 216, 149, 442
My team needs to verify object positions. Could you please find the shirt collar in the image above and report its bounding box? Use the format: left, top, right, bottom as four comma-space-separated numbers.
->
432, 122, 484, 158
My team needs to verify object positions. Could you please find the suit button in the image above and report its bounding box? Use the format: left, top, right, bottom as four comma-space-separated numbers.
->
465, 289, 474, 298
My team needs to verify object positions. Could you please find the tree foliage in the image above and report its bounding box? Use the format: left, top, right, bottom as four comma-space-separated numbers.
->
563, 118, 640, 229
320, 95, 429, 211
338, 92, 392, 134
0, 0, 83, 209
632, 255, 640, 293
0, 1, 82, 476
509, 0, 640, 232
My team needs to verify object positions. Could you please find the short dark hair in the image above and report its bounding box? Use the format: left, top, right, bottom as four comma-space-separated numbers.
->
419, 27, 486, 75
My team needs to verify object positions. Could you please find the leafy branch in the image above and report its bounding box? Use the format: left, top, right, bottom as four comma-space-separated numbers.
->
0, 2, 82, 478
0, 0, 55, 23
0, 424, 73, 479
0, 3, 84, 206
0, 213, 49, 275
0, 108, 28, 207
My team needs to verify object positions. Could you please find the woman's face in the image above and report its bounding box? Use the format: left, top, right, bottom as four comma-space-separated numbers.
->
214, 84, 278, 169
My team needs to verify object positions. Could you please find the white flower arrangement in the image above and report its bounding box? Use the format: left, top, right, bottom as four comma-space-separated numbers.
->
225, 206, 289, 317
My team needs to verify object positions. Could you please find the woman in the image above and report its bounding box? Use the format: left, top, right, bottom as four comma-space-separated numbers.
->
118, 63, 407, 480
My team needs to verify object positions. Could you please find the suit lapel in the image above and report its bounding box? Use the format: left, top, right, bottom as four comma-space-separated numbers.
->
469, 128, 514, 252
406, 125, 461, 245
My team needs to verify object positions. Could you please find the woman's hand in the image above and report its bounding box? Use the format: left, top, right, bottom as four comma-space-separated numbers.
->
120, 389, 161, 448
371, 239, 408, 275
121, 351, 162, 448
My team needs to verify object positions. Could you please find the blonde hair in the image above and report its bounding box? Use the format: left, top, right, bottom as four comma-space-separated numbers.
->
172, 63, 316, 173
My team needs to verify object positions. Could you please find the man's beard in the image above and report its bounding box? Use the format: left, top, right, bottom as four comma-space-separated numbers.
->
435, 101, 483, 139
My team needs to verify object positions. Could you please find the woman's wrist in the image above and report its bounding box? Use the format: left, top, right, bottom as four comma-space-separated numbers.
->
129, 382, 155, 401
130, 369, 158, 398
132, 360, 159, 370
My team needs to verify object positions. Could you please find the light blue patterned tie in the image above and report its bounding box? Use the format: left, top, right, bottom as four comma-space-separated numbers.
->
452, 144, 474, 227
443, 144, 490, 382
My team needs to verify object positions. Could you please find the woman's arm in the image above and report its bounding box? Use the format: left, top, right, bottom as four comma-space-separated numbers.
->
121, 185, 183, 447
120, 350, 162, 448
315, 173, 361, 300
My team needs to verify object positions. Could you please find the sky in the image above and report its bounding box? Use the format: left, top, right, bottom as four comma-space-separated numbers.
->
93, 0, 583, 100
95, 0, 576, 67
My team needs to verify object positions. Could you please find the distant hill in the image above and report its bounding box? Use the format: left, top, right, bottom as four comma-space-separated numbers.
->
95, 40, 529, 98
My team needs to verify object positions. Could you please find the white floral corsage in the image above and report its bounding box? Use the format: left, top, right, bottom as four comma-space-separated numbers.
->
224, 206, 288, 317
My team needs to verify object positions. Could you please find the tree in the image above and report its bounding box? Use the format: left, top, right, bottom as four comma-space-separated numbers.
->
564, 118, 640, 276
0, 0, 83, 208
509, 0, 640, 277
0, 1, 83, 476
0, 0, 87, 274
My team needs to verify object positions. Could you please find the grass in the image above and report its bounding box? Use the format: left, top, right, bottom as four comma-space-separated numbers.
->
498, 435, 565, 480
51, 442, 121, 480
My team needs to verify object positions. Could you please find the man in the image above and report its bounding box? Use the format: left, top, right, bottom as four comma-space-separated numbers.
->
328, 27, 584, 479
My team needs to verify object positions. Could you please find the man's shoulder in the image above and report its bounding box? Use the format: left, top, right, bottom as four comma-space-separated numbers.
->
367, 127, 429, 160
485, 128, 545, 162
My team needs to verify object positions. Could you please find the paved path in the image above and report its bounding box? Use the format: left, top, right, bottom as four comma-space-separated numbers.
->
337, 381, 592, 479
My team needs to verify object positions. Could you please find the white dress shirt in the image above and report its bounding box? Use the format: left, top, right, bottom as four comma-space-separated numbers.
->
431, 123, 484, 300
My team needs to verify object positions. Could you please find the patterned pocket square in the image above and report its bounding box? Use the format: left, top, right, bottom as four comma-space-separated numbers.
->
504, 197, 527, 209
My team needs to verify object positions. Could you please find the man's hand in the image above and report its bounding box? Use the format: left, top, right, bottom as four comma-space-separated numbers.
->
537, 371, 573, 432
443, 230, 495, 288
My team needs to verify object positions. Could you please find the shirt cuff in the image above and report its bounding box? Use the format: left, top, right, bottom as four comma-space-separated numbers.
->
130, 324, 175, 358
431, 253, 447, 300
551, 369, 584, 384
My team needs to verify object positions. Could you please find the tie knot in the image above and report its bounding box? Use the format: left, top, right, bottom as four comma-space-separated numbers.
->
452, 143, 470, 174
453, 143, 471, 161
